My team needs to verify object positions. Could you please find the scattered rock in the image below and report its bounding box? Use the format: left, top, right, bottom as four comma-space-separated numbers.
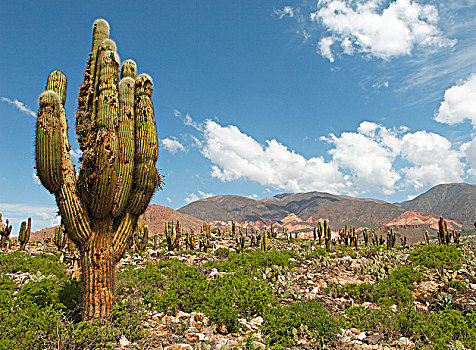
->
118, 335, 131, 347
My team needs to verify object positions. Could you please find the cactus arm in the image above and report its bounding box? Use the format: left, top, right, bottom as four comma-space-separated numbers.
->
36, 71, 92, 245
111, 71, 136, 217
128, 74, 160, 215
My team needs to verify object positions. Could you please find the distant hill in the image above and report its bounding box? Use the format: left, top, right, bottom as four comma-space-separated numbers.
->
401, 183, 476, 228
139, 204, 203, 235
178, 191, 405, 229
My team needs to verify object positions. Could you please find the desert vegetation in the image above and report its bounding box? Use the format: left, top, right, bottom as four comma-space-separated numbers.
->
1, 216, 475, 349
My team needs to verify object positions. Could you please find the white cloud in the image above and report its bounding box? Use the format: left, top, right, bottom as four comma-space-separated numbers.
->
0, 203, 60, 233
461, 137, 476, 177
323, 129, 401, 195
161, 137, 185, 154
435, 74, 476, 128
184, 190, 214, 204
69, 148, 83, 161
274, 6, 295, 19
166, 197, 172, 203
201, 120, 351, 194
32, 172, 41, 185
318, 37, 335, 62
399, 131, 465, 190
198, 119, 467, 196
310, 0, 456, 61
1, 97, 36, 118
174, 109, 201, 130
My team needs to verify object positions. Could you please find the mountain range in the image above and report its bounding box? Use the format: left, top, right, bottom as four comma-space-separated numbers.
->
178, 183, 475, 231
31, 183, 474, 242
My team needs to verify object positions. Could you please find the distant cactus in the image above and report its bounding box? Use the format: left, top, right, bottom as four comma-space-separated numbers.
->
134, 223, 148, 252
325, 225, 331, 252
386, 229, 396, 249
0, 214, 12, 248
54, 225, 68, 252
438, 217, 449, 245
424, 230, 430, 245
185, 229, 195, 250
18, 218, 31, 250
165, 221, 181, 251
317, 221, 323, 245
453, 230, 460, 244
363, 228, 369, 247
261, 229, 269, 251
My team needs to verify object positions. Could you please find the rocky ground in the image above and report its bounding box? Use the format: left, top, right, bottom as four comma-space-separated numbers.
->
3, 233, 476, 350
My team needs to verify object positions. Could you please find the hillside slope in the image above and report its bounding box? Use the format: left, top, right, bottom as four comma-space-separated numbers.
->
401, 183, 475, 228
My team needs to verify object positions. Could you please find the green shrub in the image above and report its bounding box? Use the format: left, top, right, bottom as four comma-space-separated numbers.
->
263, 300, 338, 347
324, 266, 423, 306
118, 259, 278, 332
408, 244, 462, 270
0, 251, 67, 278
345, 306, 476, 349
204, 249, 295, 272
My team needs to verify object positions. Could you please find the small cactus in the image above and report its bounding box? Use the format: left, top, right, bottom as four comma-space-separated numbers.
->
325, 224, 331, 252
165, 220, 180, 251
0, 214, 13, 249
185, 229, 195, 250
18, 218, 31, 250
261, 229, 269, 251
134, 223, 148, 252
363, 228, 369, 247
438, 217, 449, 245
54, 225, 68, 252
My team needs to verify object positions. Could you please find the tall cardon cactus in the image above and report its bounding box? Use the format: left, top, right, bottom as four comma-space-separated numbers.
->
35, 19, 161, 320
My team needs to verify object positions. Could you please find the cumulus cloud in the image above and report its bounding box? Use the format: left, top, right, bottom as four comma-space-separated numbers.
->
310, 0, 456, 61
1, 97, 36, 118
323, 129, 401, 195
274, 6, 295, 19
199, 119, 466, 196
32, 172, 41, 185
461, 138, 476, 177
435, 74, 476, 128
184, 190, 214, 204
161, 137, 185, 154
201, 120, 351, 194
318, 37, 335, 62
399, 131, 465, 190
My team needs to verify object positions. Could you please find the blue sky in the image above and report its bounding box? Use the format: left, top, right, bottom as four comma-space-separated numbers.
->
1, 0, 475, 232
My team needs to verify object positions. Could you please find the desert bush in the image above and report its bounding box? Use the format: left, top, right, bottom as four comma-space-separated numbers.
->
263, 300, 338, 347
408, 244, 462, 270
345, 306, 476, 349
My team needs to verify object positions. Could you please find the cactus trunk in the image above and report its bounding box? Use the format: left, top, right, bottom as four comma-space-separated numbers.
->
80, 224, 115, 319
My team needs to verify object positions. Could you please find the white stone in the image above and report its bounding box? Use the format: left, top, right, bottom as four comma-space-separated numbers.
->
118, 335, 131, 347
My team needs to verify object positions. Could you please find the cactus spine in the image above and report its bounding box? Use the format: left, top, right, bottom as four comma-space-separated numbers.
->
0, 214, 12, 249
18, 218, 31, 250
34, 19, 161, 320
